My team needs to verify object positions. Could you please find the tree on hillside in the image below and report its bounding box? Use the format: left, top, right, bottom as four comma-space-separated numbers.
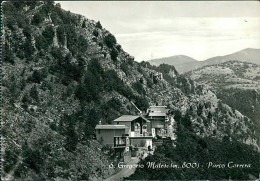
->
42, 26, 55, 46
23, 38, 35, 61
96, 21, 102, 29
132, 81, 146, 95
3, 43, 14, 64
59, 114, 78, 152
83, 108, 99, 138
56, 25, 66, 46
111, 47, 119, 61
82, 19, 86, 28
104, 33, 116, 48
93, 29, 99, 37
30, 85, 39, 101
31, 13, 44, 25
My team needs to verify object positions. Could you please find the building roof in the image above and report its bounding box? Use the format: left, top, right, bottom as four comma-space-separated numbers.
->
147, 105, 168, 117
148, 112, 167, 117
95, 125, 128, 130
113, 115, 150, 122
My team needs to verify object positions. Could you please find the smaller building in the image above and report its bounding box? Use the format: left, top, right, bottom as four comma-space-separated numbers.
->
113, 115, 151, 137
95, 125, 128, 147
113, 115, 153, 149
146, 106, 168, 137
96, 115, 153, 149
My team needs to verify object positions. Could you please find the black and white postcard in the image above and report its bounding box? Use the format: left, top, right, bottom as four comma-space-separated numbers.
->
1, 1, 260, 180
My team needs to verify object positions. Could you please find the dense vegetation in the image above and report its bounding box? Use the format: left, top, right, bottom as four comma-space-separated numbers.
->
2, 2, 130, 180
217, 88, 260, 145
127, 111, 259, 180
185, 61, 260, 146
2, 2, 157, 180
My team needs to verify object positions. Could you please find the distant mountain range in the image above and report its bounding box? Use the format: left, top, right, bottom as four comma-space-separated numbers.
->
148, 55, 197, 66
148, 48, 260, 74
185, 60, 260, 91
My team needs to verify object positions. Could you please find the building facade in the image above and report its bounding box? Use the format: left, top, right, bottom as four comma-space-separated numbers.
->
95, 106, 174, 155
95, 125, 127, 147
146, 106, 169, 137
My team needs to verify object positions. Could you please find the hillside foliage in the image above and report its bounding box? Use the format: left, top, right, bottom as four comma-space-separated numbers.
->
127, 112, 259, 180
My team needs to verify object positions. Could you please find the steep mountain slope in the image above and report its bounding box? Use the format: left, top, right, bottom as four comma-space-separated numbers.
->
149, 55, 197, 67
2, 2, 259, 180
185, 60, 260, 145
149, 48, 260, 74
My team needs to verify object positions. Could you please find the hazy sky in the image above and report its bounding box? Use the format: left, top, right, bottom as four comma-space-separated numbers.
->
58, 1, 260, 61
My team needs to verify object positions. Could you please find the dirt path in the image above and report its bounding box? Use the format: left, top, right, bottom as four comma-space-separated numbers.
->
104, 157, 139, 181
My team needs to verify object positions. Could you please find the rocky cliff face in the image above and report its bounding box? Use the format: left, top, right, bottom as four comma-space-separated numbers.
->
2, 2, 258, 180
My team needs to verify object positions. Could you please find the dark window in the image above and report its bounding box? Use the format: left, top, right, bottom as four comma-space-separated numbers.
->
117, 122, 119, 125
98, 130, 100, 134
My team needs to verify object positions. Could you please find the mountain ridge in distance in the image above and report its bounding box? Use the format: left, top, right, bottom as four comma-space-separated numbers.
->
205, 48, 260, 65
148, 48, 260, 74
149, 55, 197, 66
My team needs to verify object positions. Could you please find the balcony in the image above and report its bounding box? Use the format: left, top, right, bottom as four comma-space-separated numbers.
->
130, 131, 153, 138
114, 136, 126, 148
